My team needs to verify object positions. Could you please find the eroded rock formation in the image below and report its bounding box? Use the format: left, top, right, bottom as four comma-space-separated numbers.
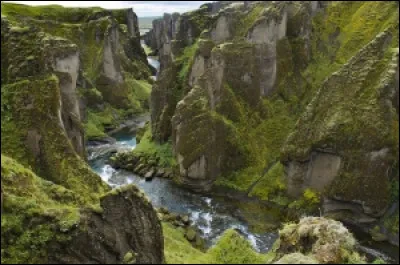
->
144, 1, 399, 243
1, 3, 163, 263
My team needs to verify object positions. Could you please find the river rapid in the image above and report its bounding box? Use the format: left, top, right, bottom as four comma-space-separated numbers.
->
85, 39, 398, 263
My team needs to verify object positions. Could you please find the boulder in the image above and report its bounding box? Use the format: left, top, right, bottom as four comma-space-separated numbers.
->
144, 169, 155, 181
274, 217, 365, 264
274, 253, 318, 264
185, 227, 197, 242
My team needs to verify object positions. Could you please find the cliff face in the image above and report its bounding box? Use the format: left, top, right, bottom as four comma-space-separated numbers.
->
2, 3, 153, 143
1, 156, 164, 264
145, 0, 399, 239
145, 1, 324, 190
1, 3, 164, 263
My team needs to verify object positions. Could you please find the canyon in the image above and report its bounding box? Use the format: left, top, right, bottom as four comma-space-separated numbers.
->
1, 1, 399, 264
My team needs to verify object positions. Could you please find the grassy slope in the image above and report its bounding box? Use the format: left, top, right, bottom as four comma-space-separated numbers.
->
1, 2, 154, 141
163, 223, 272, 264
1, 155, 83, 264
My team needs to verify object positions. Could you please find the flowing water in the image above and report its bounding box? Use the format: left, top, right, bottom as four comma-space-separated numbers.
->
88, 132, 279, 252
87, 38, 279, 252
86, 38, 398, 261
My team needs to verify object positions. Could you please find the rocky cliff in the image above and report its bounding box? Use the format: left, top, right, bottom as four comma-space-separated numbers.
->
144, 0, 399, 244
1, 3, 153, 143
1, 3, 164, 263
1, 156, 164, 264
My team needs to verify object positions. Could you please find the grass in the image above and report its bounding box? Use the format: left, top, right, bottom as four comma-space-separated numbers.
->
215, 96, 296, 193
84, 105, 116, 139
1, 2, 103, 23
163, 223, 270, 264
176, 41, 199, 82
1, 154, 82, 264
133, 126, 177, 168
142, 44, 153, 55
163, 223, 208, 264
248, 162, 286, 201
84, 77, 152, 140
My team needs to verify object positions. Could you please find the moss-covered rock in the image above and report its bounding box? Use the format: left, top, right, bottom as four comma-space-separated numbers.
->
1, 155, 165, 264
273, 253, 318, 264
147, 1, 398, 245
1, 2, 153, 143
272, 217, 366, 264
282, 29, 398, 217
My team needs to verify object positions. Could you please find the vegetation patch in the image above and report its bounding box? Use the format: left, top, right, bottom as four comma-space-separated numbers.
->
133, 126, 177, 168
1, 155, 81, 264
163, 223, 270, 264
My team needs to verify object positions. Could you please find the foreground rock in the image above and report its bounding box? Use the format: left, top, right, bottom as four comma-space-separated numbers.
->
110, 151, 174, 180
1, 155, 164, 264
50, 185, 164, 264
144, 0, 399, 245
156, 207, 205, 250
272, 217, 365, 264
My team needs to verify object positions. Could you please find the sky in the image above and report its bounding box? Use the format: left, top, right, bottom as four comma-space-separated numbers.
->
2, 1, 213, 17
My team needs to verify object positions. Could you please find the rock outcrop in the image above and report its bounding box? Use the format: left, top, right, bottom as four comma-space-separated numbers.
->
282, 30, 399, 223
2, 2, 153, 143
1, 3, 164, 264
144, 1, 399, 242
271, 217, 365, 264
148, 1, 309, 191
1, 155, 164, 264
49, 185, 164, 264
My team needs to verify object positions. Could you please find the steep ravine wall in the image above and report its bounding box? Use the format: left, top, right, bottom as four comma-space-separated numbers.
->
144, 0, 399, 244
1, 3, 164, 263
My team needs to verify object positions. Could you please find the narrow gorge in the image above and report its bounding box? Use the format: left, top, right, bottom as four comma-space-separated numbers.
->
1, 1, 399, 264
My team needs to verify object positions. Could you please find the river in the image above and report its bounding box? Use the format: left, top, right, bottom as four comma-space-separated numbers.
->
87, 130, 279, 252
85, 39, 398, 262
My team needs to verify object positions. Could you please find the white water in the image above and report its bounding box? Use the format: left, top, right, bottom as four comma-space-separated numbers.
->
88, 134, 279, 252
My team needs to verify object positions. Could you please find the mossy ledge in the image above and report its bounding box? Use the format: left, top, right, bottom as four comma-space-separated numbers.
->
1, 155, 165, 263
1, 3, 164, 263
144, 1, 399, 243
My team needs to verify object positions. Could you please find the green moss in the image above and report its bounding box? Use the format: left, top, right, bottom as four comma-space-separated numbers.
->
163, 223, 269, 264
206, 229, 267, 264
288, 188, 321, 215
163, 223, 208, 264
142, 44, 153, 55
216, 96, 296, 192
176, 41, 199, 82
372, 258, 386, 264
234, 3, 266, 38
282, 1, 399, 211
304, 1, 398, 99
383, 209, 399, 235
184, 5, 214, 40
133, 126, 177, 168
1, 76, 108, 203
1, 155, 80, 264
1, 2, 103, 23
249, 163, 286, 201
123, 250, 137, 264
2, 2, 152, 113
84, 105, 116, 140
126, 77, 152, 109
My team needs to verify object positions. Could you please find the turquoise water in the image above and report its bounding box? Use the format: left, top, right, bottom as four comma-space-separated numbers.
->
87, 133, 279, 252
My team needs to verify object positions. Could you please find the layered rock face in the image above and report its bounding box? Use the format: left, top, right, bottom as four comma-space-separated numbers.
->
272, 217, 365, 264
145, 0, 399, 240
282, 31, 399, 222
49, 185, 164, 264
1, 156, 164, 264
146, 1, 320, 190
1, 3, 163, 263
